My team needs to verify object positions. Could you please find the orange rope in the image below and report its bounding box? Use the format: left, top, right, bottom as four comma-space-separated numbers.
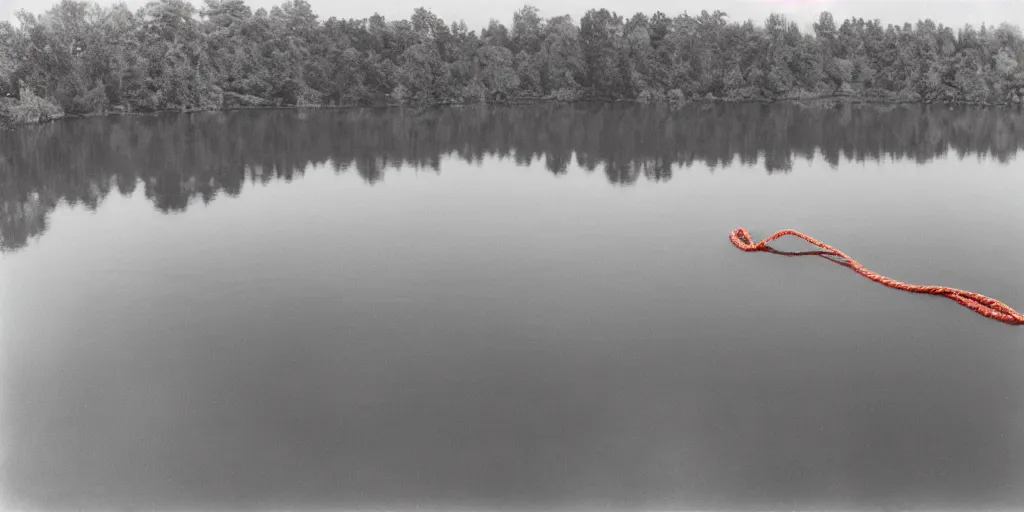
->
730, 228, 1024, 326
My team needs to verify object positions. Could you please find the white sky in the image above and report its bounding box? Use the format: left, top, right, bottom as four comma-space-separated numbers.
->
0, 0, 1020, 33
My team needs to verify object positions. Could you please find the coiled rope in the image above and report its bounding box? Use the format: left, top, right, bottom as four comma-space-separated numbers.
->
730, 228, 1024, 326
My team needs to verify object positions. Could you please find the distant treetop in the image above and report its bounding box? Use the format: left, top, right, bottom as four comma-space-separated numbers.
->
1, 0, 1023, 117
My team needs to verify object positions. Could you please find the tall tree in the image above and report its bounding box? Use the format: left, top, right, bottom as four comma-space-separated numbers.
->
5, 1, 1024, 125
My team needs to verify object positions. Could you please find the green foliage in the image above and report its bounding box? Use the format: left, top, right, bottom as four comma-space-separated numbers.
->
460, 78, 487, 104
223, 91, 272, 107
70, 81, 110, 114
477, 45, 519, 98
2, 1, 1024, 126
549, 87, 581, 101
0, 87, 65, 126
277, 78, 322, 106
636, 87, 665, 104
666, 88, 687, 108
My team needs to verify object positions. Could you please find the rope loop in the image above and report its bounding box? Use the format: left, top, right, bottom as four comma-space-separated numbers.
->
730, 228, 1024, 326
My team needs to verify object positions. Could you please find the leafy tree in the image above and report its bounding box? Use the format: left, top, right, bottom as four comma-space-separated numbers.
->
539, 15, 585, 95
477, 45, 519, 99
5, 1, 1024, 126
0, 22, 19, 96
399, 41, 451, 104
579, 8, 628, 97
511, 5, 543, 54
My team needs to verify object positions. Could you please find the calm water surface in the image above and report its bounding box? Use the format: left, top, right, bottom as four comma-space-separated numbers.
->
2, 103, 1024, 511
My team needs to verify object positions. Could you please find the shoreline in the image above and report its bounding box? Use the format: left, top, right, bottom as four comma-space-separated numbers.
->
4, 93, 1022, 129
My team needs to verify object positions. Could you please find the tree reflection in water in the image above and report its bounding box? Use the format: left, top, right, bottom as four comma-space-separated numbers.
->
3, 102, 1023, 252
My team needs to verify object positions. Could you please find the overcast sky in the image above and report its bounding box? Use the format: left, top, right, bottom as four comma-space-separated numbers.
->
1, 0, 1020, 33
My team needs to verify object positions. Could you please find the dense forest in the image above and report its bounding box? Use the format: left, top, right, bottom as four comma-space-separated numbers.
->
2, 0, 1024, 125
4, 102, 1024, 251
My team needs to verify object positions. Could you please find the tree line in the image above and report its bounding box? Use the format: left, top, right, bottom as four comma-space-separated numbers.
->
2, 0, 1024, 125
4, 102, 1024, 251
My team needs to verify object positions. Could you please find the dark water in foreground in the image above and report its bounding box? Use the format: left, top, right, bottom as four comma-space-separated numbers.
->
2, 103, 1024, 511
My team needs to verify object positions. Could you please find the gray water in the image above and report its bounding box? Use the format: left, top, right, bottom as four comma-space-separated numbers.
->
2, 103, 1024, 511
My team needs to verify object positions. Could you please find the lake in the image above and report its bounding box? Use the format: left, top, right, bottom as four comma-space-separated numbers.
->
2, 103, 1023, 511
